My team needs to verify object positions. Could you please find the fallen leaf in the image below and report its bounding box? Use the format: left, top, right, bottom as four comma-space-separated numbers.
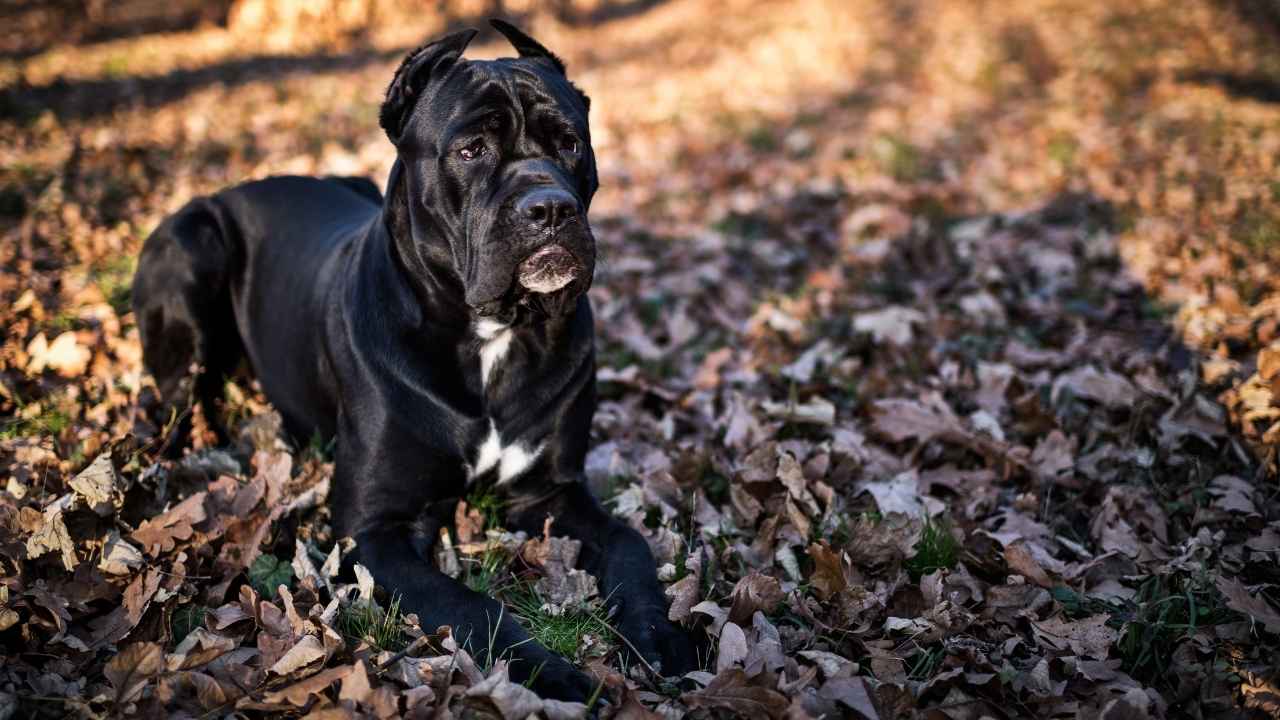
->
105, 642, 164, 706
853, 306, 926, 346
806, 542, 849, 600
1031, 614, 1117, 659
466, 662, 546, 719
1051, 366, 1139, 408
98, 531, 144, 575
1217, 576, 1280, 634
682, 668, 788, 719
25, 494, 78, 571
869, 393, 965, 444
269, 635, 326, 676
68, 451, 120, 515
26, 331, 92, 377
716, 621, 749, 672
262, 664, 353, 706
666, 574, 700, 624
818, 676, 879, 719
729, 572, 784, 624
131, 492, 207, 557
167, 628, 238, 671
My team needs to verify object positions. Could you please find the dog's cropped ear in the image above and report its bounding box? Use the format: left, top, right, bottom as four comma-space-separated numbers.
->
381, 28, 478, 143
490, 19, 566, 75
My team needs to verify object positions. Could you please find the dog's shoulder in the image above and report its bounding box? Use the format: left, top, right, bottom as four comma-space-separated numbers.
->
214, 174, 381, 209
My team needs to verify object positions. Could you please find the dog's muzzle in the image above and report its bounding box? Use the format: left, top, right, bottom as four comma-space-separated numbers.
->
517, 245, 580, 294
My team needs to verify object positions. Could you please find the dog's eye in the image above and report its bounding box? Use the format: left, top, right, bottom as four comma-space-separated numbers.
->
458, 139, 486, 161
558, 137, 579, 158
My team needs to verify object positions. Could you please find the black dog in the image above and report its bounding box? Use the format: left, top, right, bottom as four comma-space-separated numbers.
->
132, 21, 694, 701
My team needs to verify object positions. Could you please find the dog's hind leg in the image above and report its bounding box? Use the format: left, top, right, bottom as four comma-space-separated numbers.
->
133, 198, 243, 456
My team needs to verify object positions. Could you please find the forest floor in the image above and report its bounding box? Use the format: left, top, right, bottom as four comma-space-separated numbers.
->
2, 0, 1280, 717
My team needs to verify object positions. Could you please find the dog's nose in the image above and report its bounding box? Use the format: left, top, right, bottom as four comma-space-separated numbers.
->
517, 188, 577, 231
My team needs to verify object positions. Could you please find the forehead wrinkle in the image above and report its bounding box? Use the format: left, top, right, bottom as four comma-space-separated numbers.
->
503, 62, 586, 128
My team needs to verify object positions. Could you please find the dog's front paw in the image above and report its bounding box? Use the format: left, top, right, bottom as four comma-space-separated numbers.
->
525, 656, 597, 704
617, 605, 699, 678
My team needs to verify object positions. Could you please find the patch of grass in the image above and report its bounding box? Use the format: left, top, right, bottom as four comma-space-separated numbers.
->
712, 211, 773, 240
339, 596, 409, 652
92, 254, 137, 318
1047, 133, 1078, 168
702, 472, 730, 506
462, 544, 511, 596
171, 604, 206, 644
1140, 297, 1178, 321
465, 487, 507, 533
0, 406, 72, 440
746, 126, 778, 153
1237, 209, 1280, 258
503, 584, 611, 659
1114, 573, 1234, 684
1051, 586, 1124, 619
102, 54, 131, 79
301, 430, 336, 462
872, 134, 926, 182
907, 645, 945, 681
905, 516, 960, 578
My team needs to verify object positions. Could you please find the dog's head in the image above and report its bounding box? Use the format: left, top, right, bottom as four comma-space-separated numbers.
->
380, 20, 597, 323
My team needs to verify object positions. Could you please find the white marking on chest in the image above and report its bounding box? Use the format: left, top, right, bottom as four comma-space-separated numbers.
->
475, 319, 513, 388
468, 420, 544, 485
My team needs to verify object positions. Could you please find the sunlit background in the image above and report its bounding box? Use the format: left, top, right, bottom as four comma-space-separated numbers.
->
5, 0, 1279, 446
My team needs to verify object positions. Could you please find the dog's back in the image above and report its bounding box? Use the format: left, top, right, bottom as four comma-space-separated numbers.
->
133, 175, 381, 451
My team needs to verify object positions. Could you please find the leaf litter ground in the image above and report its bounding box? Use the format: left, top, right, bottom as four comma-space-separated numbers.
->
2, 0, 1279, 717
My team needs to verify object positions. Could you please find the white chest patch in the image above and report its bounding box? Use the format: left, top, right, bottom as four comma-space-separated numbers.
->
468, 420, 544, 485
475, 319, 513, 388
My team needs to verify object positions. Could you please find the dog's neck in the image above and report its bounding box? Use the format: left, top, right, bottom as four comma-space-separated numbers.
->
382, 160, 472, 332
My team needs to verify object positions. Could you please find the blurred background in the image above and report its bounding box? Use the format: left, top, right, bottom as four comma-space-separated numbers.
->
2, 0, 1280, 457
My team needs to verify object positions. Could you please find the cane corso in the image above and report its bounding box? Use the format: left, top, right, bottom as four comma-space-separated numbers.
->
132, 20, 695, 701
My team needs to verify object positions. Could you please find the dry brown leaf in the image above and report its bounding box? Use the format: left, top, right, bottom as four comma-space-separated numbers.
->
262, 664, 353, 706
1031, 430, 1075, 481
131, 492, 207, 557
853, 306, 926, 346
728, 571, 784, 624
68, 451, 120, 515
98, 531, 144, 575
817, 676, 879, 719
682, 668, 788, 719
1258, 344, 1280, 382
1031, 614, 1117, 659
1051, 366, 1139, 408
1004, 542, 1055, 588
716, 621, 749, 672
269, 634, 326, 676
869, 393, 965, 444
24, 494, 78, 571
167, 628, 239, 671
665, 573, 700, 624
105, 641, 164, 706
465, 662, 547, 719
1217, 576, 1280, 634
26, 331, 92, 377
806, 542, 849, 601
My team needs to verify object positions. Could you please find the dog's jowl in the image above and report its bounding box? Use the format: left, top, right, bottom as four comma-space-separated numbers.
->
132, 20, 695, 701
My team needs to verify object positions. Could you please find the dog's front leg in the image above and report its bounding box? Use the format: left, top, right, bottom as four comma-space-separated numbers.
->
350, 523, 596, 701
509, 482, 699, 677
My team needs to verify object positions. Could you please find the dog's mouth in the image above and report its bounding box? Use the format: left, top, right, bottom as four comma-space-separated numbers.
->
471, 243, 591, 321
517, 244, 580, 294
